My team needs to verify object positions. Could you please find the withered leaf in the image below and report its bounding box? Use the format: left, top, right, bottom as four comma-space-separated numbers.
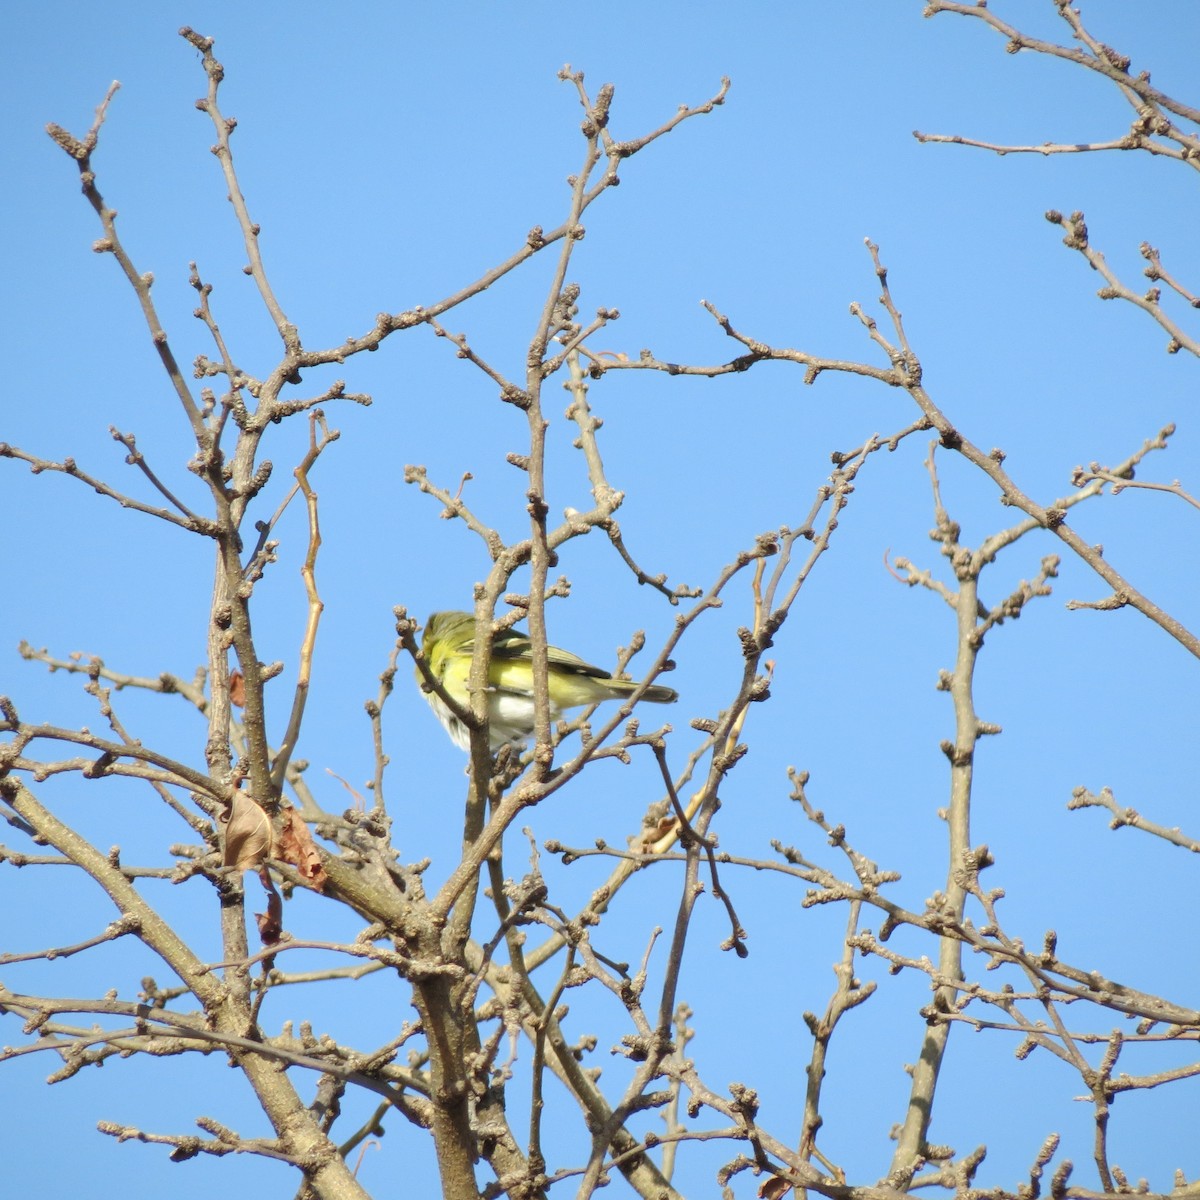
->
758, 1178, 793, 1200
255, 867, 284, 946
278, 806, 327, 893
221, 790, 272, 872
228, 669, 245, 709
638, 816, 678, 852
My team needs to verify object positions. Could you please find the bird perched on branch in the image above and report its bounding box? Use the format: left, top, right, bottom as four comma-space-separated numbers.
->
416, 610, 678, 751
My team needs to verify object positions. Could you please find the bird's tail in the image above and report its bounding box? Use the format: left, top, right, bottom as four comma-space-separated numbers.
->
609, 679, 677, 704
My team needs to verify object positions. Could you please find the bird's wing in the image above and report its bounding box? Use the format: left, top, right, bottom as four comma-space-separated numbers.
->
490, 627, 613, 680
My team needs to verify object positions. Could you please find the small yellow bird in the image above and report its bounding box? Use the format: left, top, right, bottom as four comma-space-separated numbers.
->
417, 611, 678, 751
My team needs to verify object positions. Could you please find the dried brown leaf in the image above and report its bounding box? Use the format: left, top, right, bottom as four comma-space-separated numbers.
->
255, 868, 284, 946
278, 806, 327, 892
759, 1178, 793, 1200
229, 669, 245, 708
221, 790, 272, 872
638, 816, 678, 851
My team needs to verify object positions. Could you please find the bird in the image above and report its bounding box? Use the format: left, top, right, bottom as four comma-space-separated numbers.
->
416, 610, 678, 751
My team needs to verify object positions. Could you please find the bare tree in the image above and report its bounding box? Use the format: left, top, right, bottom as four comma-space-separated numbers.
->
3, 6, 1198, 1199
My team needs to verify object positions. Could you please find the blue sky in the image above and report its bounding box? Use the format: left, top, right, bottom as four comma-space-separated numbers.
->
3, 2, 1199, 1197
